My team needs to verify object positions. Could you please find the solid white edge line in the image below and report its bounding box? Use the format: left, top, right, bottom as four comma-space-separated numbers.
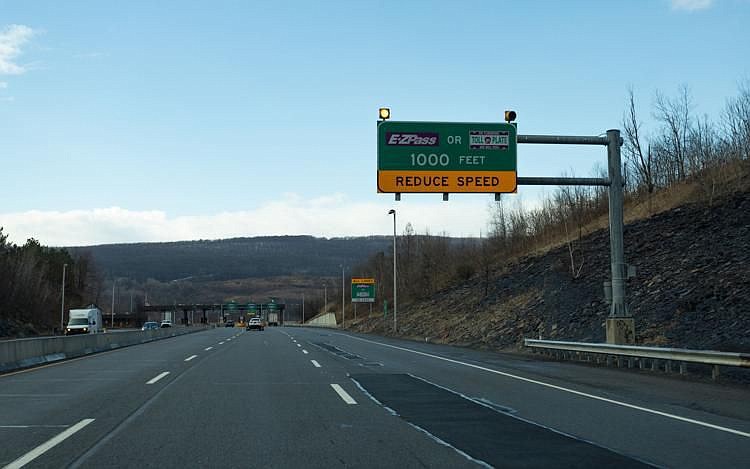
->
302, 350, 309, 354
204, 347, 213, 351
345, 334, 750, 439
184, 355, 197, 362
146, 372, 170, 385
311, 360, 321, 368
330, 383, 357, 404
3, 418, 95, 469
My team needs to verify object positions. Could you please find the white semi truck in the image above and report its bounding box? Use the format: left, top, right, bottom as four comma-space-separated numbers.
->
65, 307, 104, 335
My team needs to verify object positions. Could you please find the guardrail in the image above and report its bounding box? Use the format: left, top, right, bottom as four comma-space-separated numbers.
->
524, 339, 750, 380
0, 326, 208, 373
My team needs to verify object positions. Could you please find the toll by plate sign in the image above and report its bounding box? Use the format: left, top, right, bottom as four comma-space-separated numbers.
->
377, 121, 517, 193
351, 277, 376, 303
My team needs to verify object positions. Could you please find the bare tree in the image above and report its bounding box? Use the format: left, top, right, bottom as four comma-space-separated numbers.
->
722, 79, 750, 161
653, 85, 694, 184
623, 86, 655, 196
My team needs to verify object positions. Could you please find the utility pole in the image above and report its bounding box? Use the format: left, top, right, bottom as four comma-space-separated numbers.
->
302, 293, 305, 324
341, 265, 345, 328
60, 263, 67, 333
324, 284, 327, 313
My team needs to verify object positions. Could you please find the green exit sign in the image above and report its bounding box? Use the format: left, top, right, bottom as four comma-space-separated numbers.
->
351, 278, 375, 303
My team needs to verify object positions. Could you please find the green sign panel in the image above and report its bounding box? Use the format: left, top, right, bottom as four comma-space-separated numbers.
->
377, 121, 517, 193
351, 278, 375, 303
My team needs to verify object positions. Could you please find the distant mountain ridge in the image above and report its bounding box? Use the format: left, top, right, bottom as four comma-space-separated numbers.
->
70, 235, 395, 282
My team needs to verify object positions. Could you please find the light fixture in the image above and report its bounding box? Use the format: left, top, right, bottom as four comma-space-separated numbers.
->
504, 110, 517, 123
379, 107, 391, 120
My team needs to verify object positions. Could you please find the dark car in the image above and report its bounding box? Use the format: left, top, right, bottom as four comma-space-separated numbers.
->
225, 320, 235, 327
141, 321, 159, 331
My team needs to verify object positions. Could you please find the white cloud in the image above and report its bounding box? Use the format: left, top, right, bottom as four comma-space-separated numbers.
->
670, 0, 714, 11
0, 194, 501, 246
0, 24, 36, 75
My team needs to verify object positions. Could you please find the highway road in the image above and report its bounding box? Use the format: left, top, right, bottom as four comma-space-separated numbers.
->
1, 327, 748, 468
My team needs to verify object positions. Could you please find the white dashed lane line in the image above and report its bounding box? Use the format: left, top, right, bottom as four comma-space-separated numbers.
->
204, 346, 213, 351
185, 355, 197, 362
311, 360, 321, 368
302, 350, 309, 354
219, 341, 225, 345
146, 372, 170, 385
331, 384, 357, 405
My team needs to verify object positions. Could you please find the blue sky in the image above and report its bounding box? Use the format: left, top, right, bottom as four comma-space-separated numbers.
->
1, 0, 748, 245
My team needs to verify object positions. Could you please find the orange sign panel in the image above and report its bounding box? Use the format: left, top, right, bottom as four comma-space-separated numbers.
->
351, 278, 376, 285
377, 170, 517, 193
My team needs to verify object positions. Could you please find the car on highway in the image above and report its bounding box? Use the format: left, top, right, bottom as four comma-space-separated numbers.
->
160, 320, 173, 328
224, 320, 235, 327
246, 317, 264, 331
141, 321, 159, 331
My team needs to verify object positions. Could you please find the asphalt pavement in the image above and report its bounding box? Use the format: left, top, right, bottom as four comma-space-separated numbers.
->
1, 326, 748, 468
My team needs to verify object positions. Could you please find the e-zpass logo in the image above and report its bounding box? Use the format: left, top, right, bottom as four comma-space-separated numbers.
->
386, 132, 439, 146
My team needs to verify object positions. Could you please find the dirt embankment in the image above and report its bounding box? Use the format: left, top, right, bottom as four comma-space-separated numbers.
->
350, 188, 750, 353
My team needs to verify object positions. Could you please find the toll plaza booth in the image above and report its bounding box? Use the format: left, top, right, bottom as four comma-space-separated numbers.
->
261, 299, 285, 326
241, 299, 286, 326
140, 301, 287, 326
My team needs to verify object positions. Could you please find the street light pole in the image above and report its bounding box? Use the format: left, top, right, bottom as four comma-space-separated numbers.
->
324, 285, 327, 313
60, 263, 67, 333
111, 279, 116, 329
388, 209, 397, 333
302, 293, 305, 324
341, 265, 345, 328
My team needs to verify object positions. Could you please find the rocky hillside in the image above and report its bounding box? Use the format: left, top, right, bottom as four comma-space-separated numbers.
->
351, 186, 750, 353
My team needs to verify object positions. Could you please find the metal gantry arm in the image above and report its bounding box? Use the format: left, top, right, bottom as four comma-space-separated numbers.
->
517, 177, 610, 186
517, 134, 610, 146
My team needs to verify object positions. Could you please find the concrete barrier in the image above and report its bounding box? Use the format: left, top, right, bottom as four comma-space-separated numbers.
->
0, 327, 207, 373
305, 312, 339, 328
